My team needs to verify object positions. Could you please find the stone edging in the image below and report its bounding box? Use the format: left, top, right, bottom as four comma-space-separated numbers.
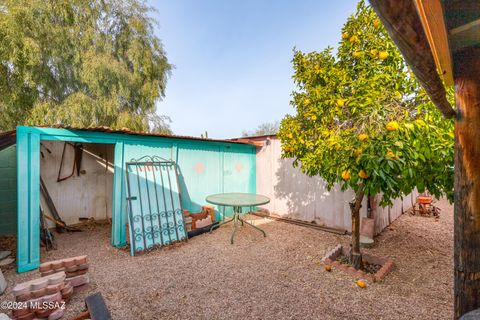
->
322, 244, 394, 282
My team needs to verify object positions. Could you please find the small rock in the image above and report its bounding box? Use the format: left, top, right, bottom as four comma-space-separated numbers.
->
0, 257, 14, 266
0, 313, 11, 320
460, 308, 480, 320
0, 270, 6, 294
0, 251, 11, 261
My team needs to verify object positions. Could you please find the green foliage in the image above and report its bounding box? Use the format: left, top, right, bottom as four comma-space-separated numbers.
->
0, 0, 172, 133
278, 1, 454, 206
242, 121, 279, 137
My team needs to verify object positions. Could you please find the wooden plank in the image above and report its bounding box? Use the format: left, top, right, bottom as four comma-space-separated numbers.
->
414, 0, 454, 85
449, 19, 480, 53
251, 212, 347, 235
85, 292, 112, 320
369, 0, 455, 118
454, 47, 480, 319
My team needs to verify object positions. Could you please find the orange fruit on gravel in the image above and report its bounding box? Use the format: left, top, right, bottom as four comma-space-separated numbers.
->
325, 265, 332, 272
356, 280, 367, 288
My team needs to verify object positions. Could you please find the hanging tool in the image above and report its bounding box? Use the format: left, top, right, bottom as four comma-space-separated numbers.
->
40, 143, 52, 159
57, 142, 83, 182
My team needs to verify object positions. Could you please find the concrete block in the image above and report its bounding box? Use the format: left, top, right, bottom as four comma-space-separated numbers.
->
39, 255, 87, 275
360, 217, 375, 239
13, 272, 65, 297
66, 274, 89, 288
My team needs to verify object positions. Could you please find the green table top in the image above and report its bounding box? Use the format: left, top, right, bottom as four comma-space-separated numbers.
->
206, 193, 270, 207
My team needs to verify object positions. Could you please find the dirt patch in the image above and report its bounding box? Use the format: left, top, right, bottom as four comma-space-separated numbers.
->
0, 199, 453, 319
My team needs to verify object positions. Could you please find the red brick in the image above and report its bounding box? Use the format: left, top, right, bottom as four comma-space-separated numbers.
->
347, 266, 357, 274
338, 264, 348, 271
365, 274, 375, 283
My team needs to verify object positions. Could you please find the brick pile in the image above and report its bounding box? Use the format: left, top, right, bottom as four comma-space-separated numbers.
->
10, 255, 90, 320
11, 272, 66, 320
39, 255, 89, 290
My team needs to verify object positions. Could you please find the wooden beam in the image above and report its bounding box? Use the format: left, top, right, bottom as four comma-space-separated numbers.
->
414, 0, 454, 85
449, 19, 480, 53
369, 0, 456, 118
454, 47, 480, 319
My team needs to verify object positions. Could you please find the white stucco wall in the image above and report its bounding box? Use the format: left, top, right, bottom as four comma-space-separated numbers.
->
255, 137, 417, 233
40, 141, 114, 226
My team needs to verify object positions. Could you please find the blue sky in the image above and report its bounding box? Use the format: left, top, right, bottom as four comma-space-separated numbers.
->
151, 0, 358, 138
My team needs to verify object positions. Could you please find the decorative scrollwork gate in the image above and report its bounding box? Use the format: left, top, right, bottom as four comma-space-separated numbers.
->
125, 156, 187, 255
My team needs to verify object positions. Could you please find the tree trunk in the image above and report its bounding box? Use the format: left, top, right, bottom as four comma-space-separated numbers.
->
350, 185, 365, 270
454, 47, 480, 319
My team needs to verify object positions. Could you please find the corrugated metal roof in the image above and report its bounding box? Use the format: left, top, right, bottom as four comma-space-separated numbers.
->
229, 134, 277, 147
230, 134, 277, 140
1, 126, 254, 146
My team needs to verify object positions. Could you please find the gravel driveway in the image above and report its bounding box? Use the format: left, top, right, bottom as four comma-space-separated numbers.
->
0, 199, 453, 319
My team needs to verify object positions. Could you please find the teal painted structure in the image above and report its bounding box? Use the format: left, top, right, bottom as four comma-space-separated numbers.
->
16, 126, 256, 272
0, 145, 17, 235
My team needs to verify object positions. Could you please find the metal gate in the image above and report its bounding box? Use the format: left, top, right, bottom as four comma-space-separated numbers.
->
125, 156, 187, 255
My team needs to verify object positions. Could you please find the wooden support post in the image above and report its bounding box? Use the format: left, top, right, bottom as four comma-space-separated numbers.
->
454, 47, 480, 318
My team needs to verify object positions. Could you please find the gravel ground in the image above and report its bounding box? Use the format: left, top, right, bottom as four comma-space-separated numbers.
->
1, 199, 453, 319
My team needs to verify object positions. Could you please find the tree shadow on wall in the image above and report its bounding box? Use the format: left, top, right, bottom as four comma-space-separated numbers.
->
274, 157, 336, 224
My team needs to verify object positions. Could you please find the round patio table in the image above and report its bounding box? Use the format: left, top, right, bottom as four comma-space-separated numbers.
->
206, 193, 270, 244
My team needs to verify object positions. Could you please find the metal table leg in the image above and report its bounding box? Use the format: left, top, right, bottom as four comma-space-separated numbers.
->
238, 216, 266, 237
209, 216, 234, 233
211, 205, 267, 244
230, 212, 239, 244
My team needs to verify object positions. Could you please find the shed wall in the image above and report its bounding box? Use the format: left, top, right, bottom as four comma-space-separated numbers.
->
40, 141, 114, 226
0, 145, 16, 235
256, 137, 417, 233
16, 126, 256, 273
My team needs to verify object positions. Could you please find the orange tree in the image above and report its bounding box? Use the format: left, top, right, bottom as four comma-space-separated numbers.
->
278, 1, 453, 268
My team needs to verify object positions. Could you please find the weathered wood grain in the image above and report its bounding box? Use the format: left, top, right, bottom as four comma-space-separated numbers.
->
454, 47, 480, 319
